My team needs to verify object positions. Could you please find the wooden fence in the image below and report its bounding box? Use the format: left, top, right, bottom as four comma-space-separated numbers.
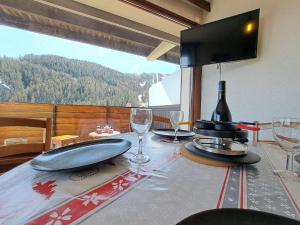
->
0, 103, 178, 145
55, 105, 107, 136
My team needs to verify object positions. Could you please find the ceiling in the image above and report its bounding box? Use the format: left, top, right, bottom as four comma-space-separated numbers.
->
73, 0, 207, 62
75, 0, 203, 37
0, 0, 210, 64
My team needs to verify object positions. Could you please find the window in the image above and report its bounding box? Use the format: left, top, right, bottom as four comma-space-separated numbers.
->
0, 25, 180, 107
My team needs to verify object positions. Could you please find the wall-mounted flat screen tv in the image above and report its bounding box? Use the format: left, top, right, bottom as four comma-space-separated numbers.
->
180, 9, 260, 68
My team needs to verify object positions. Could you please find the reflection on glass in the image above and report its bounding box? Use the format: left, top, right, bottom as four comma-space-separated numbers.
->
272, 118, 300, 181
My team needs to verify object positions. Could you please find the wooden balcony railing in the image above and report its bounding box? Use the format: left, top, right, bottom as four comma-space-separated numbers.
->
0, 103, 179, 145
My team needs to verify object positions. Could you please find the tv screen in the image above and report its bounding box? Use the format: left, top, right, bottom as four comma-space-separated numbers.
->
180, 9, 260, 68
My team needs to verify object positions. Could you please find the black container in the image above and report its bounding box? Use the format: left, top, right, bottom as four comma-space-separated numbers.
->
211, 81, 232, 122
176, 208, 299, 225
194, 120, 215, 130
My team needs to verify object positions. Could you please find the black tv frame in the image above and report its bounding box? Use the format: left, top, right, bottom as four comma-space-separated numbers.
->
180, 9, 260, 68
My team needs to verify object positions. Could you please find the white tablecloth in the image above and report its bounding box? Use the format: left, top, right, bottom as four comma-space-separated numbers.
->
0, 133, 299, 225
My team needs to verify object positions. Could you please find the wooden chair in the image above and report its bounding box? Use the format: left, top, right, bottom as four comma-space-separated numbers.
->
152, 115, 172, 129
0, 117, 52, 173
252, 121, 276, 145
51, 135, 79, 148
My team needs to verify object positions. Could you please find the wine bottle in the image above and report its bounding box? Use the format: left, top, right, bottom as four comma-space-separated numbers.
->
211, 81, 232, 122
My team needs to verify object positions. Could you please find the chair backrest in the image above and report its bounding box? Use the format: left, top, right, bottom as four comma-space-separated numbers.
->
252, 121, 276, 145
152, 115, 172, 129
0, 117, 52, 160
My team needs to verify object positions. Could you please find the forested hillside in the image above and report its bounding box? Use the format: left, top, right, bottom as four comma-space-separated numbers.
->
0, 55, 166, 106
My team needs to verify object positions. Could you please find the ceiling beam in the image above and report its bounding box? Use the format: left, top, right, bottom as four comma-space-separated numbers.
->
118, 0, 198, 27
35, 0, 180, 45
147, 41, 176, 61
187, 0, 210, 12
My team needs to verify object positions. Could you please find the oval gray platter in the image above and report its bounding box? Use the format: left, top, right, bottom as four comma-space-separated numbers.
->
30, 139, 132, 172
152, 129, 195, 138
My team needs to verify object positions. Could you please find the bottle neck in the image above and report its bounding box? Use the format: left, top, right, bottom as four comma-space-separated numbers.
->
218, 81, 226, 100
218, 91, 226, 100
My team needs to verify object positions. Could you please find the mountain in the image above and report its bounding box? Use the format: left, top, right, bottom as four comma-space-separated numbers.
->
0, 54, 167, 106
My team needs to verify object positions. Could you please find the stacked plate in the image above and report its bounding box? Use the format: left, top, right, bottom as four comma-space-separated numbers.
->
185, 137, 261, 165
192, 137, 248, 156
152, 128, 195, 139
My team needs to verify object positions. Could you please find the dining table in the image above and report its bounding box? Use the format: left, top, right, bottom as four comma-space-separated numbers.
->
0, 132, 299, 225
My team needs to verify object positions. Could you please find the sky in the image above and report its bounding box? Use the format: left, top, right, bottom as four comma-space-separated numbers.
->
0, 25, 179, 74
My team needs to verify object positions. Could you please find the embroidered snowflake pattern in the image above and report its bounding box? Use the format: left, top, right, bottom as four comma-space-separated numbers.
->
45, 208, 72, 225
81, 192, 105, 206
112, 179, 129, 191
245, 151, 299, 219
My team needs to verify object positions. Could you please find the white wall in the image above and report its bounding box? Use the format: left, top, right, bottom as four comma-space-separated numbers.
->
201, 0, 300, 123
180, 68, 192, 130
149, 71, 181, 106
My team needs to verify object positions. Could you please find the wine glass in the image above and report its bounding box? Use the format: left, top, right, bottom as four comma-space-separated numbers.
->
130, 108, 153, 164
272, 118, 300, 180
170, 111, 184, 144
